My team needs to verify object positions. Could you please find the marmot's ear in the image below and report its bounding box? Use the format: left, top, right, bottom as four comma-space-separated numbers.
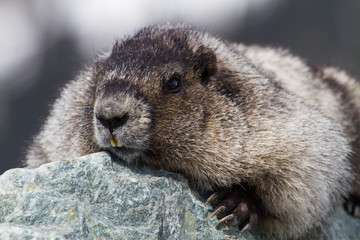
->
194, 47, 217, 85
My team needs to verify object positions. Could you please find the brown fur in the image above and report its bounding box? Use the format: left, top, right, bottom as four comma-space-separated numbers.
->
25, 24, 360, 239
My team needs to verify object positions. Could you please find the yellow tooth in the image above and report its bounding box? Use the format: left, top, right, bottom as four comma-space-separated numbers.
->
110, 135, 123, 148
116, 141, 123, 147
109, 135, 117, 147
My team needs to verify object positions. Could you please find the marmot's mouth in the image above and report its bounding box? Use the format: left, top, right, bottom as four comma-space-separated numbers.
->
108, 146, 143, 163
111, 146, 138, 155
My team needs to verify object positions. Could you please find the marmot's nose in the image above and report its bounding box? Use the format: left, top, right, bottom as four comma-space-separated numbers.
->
96, 113, 129, 132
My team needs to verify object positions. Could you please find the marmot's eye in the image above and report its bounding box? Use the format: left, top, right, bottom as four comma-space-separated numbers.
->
166, 75, 181, 93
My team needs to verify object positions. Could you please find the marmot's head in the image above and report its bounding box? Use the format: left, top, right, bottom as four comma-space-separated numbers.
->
93, 26, 219, 162
92, 26, 250, 187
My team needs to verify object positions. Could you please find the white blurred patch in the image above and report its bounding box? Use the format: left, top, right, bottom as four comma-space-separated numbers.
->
55, 0, 280, 55
0, 0, 280, 89
0, 1, 42, 86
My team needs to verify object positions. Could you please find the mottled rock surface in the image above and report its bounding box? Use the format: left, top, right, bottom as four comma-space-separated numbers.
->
0, 152, 359, 239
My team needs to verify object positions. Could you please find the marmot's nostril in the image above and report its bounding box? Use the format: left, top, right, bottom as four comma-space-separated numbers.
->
96, 113, 129, 132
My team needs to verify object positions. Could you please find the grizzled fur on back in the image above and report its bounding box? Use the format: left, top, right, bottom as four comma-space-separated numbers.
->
25, 24, 360, 239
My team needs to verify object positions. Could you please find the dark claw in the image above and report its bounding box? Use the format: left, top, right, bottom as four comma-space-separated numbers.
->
240, 212, 258, 232
210, 205, 226, 218
218, 214, 235, 225
356, 206, 360, 217
208, 186, 261, 232
248, 212, 258, 229
240, 223, 250, 232
205, 189, 229, 206
344, 195, 360, 217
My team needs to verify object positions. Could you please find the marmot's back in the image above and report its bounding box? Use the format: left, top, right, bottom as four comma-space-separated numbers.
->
25, 25, 360, 239
243, 45, 360, 142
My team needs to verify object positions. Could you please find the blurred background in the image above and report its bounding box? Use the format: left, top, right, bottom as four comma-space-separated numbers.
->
1, 0, 359, 173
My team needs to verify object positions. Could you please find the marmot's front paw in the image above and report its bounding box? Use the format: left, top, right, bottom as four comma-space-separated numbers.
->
206, 186, 261, 232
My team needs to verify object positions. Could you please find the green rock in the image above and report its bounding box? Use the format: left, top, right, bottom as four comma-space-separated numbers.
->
0, 152, 359, 239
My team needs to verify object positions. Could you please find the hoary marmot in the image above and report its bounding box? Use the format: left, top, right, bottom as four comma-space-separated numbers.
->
25, 24, 360, 239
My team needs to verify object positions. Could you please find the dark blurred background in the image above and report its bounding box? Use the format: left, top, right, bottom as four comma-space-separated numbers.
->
1, 0, 359, 174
